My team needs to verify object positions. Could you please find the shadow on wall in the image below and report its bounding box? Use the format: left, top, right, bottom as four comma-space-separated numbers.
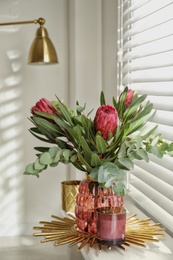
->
0, 3, 25, 236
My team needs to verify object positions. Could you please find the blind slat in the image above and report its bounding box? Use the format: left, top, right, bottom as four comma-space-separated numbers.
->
124, 0, 173, 27
123, 51, 173, 72
123, 0, 150, 18
132, 166, 173, 196
130, 82, 173, 96
119, 0, 173, 235
127, 188, 173, 235
123, 66, 173, 83
123, 36, 173, 61
134, 159, 173, 182
130, 175, 173, 216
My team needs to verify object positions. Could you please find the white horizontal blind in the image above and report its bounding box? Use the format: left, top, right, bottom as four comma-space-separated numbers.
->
117, 0, 173, 235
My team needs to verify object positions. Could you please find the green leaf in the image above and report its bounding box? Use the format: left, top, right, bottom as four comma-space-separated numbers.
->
136, 137, 143, 150
136, 149, 149, 162
24, 163, 40, 177
150, 146, 164, 158
98, 162, 125, 183
125, 112, 153, 136
118, 143, 127, 158
55, 138, 73, 149
96, 135, 107, 153
151, 134, 160, 147
52, 149, 62, 163
118, 87, 128, 116
33, 111, 56, 120
34, 147, 49, 153
123, 94, 147, 121
128, 152, 144, 160
76, 102, 86, 114
90, 167, 99, 181
79, 136, 92, 159
112, 182, 127, 197
127, 143, 136, 154
56, 98, 74, 126
70, 154, 77, 163
91, 153, 102, 167
118, 158, 134, 170
49, 147, 59, 157
34, 159, 46, 170
62, 149, 70, 161
136, 125, 158, 140
77, 152, 92, 172
132, 102, 153, 123
54, 117, 70, 130
31, 118, 64, 143
100, 91, 106, 105
30, 127, 43, 135
29, 128, 53, 143
40, 152, 53, 165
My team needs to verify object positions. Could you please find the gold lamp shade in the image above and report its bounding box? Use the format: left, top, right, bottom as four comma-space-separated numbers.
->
28, 25, 58, 64
0, 18, 58, 65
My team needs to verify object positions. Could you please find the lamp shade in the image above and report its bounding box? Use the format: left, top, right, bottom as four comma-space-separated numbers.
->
28, 26, 58, 64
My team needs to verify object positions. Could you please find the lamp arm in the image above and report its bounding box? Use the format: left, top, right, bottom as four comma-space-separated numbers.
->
0, 17, 45, 27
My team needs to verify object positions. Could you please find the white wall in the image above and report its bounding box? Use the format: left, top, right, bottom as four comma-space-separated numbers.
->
0, 0, 117, 236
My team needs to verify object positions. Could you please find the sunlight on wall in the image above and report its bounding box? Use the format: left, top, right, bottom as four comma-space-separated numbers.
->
0, 3, 25, 234
0, 71, 25, 235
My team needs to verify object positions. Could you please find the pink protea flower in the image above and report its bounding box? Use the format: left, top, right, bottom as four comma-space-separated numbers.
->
125, 89, 135, 108
94, 105, 118, 140
31, 98, 55, 116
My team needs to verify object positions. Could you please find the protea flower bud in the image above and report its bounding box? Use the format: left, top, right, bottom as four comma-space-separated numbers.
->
31, 98, 55, 116
125, 89, 135, 108
94, 105, 118, 140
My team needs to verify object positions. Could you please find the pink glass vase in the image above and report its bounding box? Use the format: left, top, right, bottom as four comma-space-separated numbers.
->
96, 207, 126, 246
75, 179, 124, 234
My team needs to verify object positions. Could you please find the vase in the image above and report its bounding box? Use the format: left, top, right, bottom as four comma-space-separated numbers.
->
61, 180, 80, 212
96, 207, 126, 246
75, 178, 124, 234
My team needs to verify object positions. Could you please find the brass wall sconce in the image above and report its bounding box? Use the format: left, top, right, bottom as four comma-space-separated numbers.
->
0, 17, 58, 65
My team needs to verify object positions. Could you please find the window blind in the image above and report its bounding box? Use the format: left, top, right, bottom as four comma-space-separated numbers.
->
117, 0, 173, 235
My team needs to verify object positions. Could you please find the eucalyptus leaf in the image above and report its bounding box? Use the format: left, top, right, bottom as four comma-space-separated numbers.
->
136, 149, 149, 162
34, 158, 46, 170
62, 149, 70, 161
137, 125, 158, 140
40, 152, 53, 165
52, 149, 62, 163
118, 143, 127, 158
150, 146, 164, 158
90, 167, 99, 181
24, 163, 40, 177
70, 154, 77, 163
151, 134, 160, 147
112, 182, 126, 197
118, 158, 134, 170
49, 147, 59, 157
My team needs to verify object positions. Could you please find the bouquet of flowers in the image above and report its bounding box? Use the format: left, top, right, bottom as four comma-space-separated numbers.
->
24, 87, 173, 196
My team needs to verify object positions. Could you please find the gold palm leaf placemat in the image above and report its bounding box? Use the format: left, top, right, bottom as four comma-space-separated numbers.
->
33, 214, 165, 251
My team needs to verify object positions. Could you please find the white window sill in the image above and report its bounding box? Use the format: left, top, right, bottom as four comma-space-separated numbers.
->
79, 195, 173, 260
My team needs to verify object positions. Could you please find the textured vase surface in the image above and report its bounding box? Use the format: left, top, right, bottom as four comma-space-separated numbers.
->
61, 180, 80, 212
75, 179, 124, 234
